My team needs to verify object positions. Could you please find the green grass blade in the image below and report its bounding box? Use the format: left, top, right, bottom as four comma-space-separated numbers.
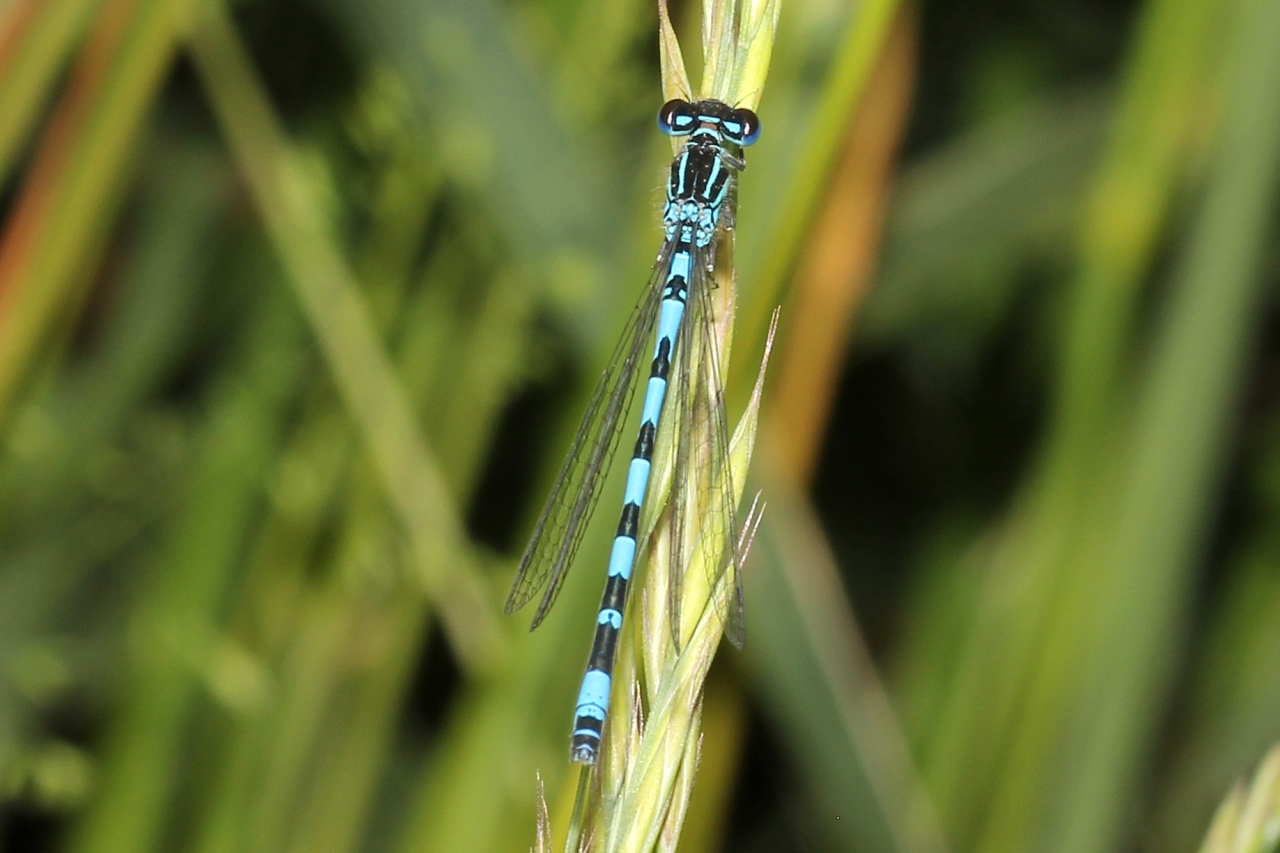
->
1148, 456, 1280, 852
0, 0, 99, 186
745, 476, 948, 853
861, 90, 1109, 347
1196, 743, 1280, 853
187, 0, 500, 675
911, 1, 1237, 846
1036, 1, 1280, 848
63, 284, 308, 853
733, 0, 900, 389
0, 0, 191, 426
313, 0, 617, 306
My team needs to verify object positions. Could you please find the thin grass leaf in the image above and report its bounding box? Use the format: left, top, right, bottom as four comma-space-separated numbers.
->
187, 0, 499, 674
1025, 0, 1280, 849
535, 775, 553, 853
658, 0, 692, 105
0, 0, 99, 185
0, 0, 193, 426
1197, 744, 1280, 853
744, 473, 950, 853
860, 90, 1108, 348
64, 283, 308, 853
314, 0, 617, 308
700, 0, 735, 101
730, 0, 781, 111
734, 0, 901, 387
911, 1, 1240, 848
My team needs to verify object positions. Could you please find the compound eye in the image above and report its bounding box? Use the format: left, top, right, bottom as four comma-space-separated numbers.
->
730, 108, 761, 146
658, 99, 696, 136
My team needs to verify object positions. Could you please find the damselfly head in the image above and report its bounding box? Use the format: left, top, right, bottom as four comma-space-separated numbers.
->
658, 99, 761, 147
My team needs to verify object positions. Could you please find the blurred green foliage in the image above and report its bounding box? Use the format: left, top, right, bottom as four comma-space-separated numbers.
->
0, 0, 1279, 853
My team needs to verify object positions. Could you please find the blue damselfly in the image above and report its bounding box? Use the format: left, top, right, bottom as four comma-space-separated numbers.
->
505, 98, 761, 765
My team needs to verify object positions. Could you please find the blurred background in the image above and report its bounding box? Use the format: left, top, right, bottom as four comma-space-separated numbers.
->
1, 0, 1279, 852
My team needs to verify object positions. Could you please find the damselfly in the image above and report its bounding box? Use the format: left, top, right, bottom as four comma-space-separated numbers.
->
506, 98, 760, 765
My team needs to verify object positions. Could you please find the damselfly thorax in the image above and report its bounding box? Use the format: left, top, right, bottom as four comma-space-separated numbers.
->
661, 99, 758, 249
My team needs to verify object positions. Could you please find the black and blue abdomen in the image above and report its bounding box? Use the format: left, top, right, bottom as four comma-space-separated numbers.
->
554, 99, 759, 765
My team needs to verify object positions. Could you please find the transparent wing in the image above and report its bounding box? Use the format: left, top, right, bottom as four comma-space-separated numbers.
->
666, 239, 745, 648
505, 245, 673, 630
692, 244, 746, 646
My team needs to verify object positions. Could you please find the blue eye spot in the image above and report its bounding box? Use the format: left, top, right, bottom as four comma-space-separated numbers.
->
658, 99, 694, 136
730, 108, 761, 146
